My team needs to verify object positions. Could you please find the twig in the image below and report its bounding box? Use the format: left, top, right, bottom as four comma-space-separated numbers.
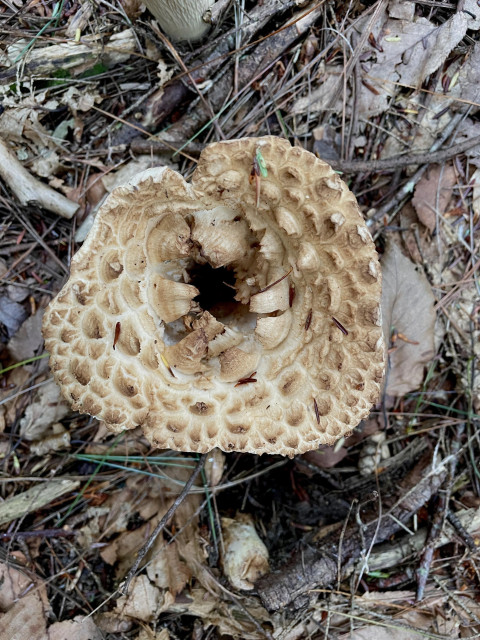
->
322, 0, 388, 119
415, 489, 446, 601
417, 422, 464, 600
0, 137, 79, 219
0, 528, 76, 540
331, 133, 480, 173
433, 575, 480, 627
1, 217, 67, 280
337, 499, 356, 591
446, 510, 478, 552
130, 138, 203, 155
153, 27, 226, 140
256, 452, 448, 610
371, 112, 465, 221
205, 0, 233, 27
149, 3, 324, 149
113, 0, 302, 147
120, 453, 207, 595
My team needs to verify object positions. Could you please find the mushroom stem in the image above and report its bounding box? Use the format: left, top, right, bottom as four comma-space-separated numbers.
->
143, 0, 213, 41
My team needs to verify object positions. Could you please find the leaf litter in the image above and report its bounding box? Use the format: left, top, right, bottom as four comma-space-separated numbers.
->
0, 0, 480, 638
411, 164, 457, 232
381, 242, 436, 397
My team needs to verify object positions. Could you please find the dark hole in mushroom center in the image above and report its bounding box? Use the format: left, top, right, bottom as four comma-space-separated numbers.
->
187, 263, 256, 330
189, 264, 237, 316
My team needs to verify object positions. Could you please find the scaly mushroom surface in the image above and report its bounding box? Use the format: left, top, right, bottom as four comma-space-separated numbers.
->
43, 137, 385, 456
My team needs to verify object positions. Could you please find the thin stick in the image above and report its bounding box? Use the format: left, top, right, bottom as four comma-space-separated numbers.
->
120, 453, 207, 595
91, 105, 198, 163
0, 528, 76, 540
371, 112, 465, 221
331, 132, 480, 173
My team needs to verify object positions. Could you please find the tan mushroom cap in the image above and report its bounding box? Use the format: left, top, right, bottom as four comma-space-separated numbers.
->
42, 137, 385, 457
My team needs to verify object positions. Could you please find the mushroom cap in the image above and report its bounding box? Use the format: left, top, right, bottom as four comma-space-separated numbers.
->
42, 137, 385, 457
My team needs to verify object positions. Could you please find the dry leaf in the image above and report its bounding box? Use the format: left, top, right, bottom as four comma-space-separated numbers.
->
167, 586, 272, 639
30, 422, 71, 456
0, 563, 50, 640
146, 540, 191, 595
473, 167, 480, 221
359, 10, 476, 118
99, 477, 175, 576
47, 616, 104, 640
60, 87, 100, 113
340, 627, 420, 639
411, 164, 457, 231
0, 562, 36, 609
0, 593, 49, 640
381, 242, 436, 396
19, 379, 70, 441
119, 0, 144, 19
302, 445, 348, 469
448, 39, 480, 113
92, 612, 133, 634
7, 309, 45, 363
0, 366, 30, 427
116, 575, 163, 622
388, 0, 414, 21
0, 296, 28, 337
137, 630, 171, 640
30, 150, 60, 178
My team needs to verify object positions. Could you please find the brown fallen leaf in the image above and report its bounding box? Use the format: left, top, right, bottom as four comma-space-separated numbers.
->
116, 575, 163, 622
448, 40, 480, 114
137, 630, 171, 640
339, 625, 425, 639
381, 242, 436, 396
0, 593, 49, 640
29, 422, 71, 456
0, 562, 50, 640
146, 539, 191, 595
47, 616, 104, 640
358, 9, 478, 118
411, 164, 457, 232
166, 586, 272, 639
7, 310, 45, 363
473, 167, 480, 221
302, 445, 348, 469
19, 378, 70, 441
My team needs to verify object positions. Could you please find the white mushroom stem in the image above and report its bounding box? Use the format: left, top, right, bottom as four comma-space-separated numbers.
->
143, 0, 213, 41
0, 137, 79, 219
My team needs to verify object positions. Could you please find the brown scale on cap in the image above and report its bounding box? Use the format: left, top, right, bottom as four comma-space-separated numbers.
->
42, 137, 385, 457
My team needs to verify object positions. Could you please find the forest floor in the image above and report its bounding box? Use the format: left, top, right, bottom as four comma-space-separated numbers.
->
0, 0, 480, 639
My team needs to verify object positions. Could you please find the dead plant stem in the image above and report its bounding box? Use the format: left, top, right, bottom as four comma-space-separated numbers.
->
332, 132, 480, 173
120, 453, 207, 595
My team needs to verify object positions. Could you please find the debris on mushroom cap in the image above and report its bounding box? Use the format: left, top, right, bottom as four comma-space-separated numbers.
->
42, 136, 385, 457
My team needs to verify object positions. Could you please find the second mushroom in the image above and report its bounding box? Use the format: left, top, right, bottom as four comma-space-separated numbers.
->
43, 137, 385, 456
